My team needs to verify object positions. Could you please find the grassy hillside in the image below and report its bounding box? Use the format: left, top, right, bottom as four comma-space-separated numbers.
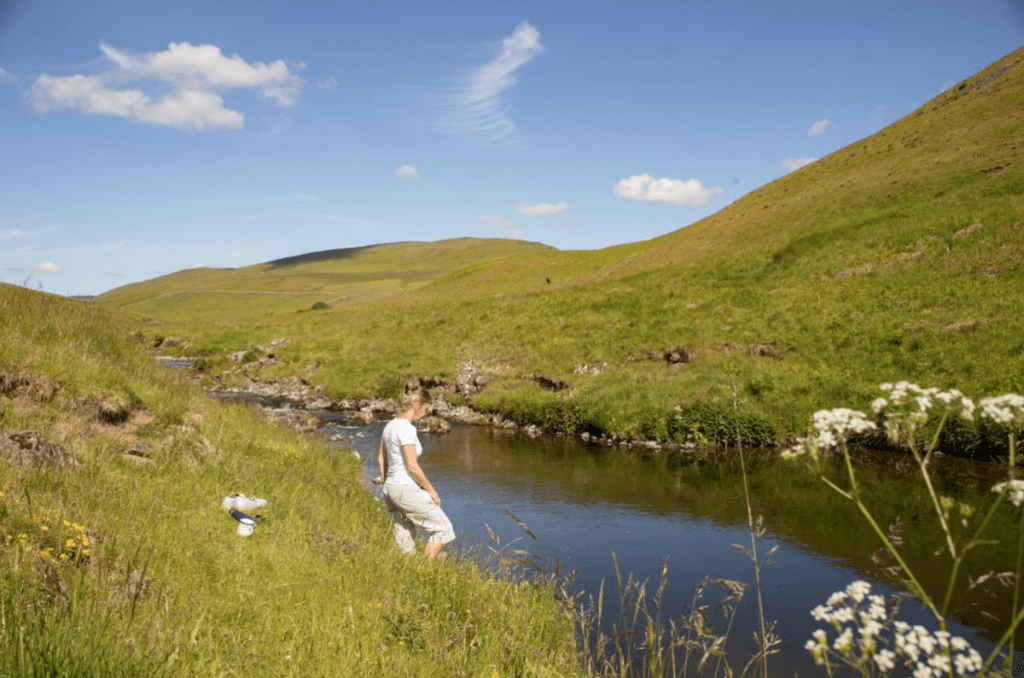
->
99, 238, 555, 322
0, 283, 578, 676
101, 47, 1024, 451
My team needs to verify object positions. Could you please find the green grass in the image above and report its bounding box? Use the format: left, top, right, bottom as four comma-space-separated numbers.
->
98, 48, 1024, 452
99, 238, 555, 322
0, 283, 579, 677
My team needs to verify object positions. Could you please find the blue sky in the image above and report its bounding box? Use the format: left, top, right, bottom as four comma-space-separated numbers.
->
1, 0, 1022, 297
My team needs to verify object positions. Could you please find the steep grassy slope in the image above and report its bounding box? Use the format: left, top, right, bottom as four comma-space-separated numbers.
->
0, 283, 578, 676
99, 238, 555, 321
105, 47, 1024, 450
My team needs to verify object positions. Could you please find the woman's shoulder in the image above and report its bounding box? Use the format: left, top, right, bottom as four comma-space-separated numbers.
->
384, 417, 415, 435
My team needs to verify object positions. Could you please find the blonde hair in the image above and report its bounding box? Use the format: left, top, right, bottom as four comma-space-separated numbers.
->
400, 387, 432, 408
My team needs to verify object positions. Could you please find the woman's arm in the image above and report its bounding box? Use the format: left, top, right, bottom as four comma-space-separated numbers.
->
402, 444, 441, 507
377, 438, 387, 483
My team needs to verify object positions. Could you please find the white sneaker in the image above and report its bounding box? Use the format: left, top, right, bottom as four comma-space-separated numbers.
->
222, 494, 267, 511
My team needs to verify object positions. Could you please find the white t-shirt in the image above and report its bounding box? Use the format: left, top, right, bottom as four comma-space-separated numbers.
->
382, 418, 422, 487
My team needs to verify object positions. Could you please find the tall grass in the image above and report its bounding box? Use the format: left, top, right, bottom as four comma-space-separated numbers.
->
1, 283, 580, 677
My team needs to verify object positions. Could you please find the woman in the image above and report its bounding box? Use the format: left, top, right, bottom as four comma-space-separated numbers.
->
377, 388, 455, 559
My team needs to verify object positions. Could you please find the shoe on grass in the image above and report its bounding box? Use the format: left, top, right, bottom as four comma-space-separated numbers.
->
222, 494, 267, 511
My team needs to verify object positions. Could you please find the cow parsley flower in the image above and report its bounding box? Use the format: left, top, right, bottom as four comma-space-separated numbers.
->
991, 479, 1024, 507
978, 394, 1024, 426
875, 382, 976, 443
782, 409, 875, 465
806, 581, 983, 676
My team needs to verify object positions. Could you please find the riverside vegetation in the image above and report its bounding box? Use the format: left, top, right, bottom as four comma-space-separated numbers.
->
4, 282, 1024, 677
98, 48, 1024, 454
0, 284, 577, 677
2, 46, 1023, 678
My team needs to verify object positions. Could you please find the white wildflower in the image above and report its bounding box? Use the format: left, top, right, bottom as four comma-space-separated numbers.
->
814, 408, 877, 441
847, 580, 871, 603
831, 606, 855, 624
872, 397, 888, 414
954, 648, 982, 675
928, 652, 951, 676
875, 649, 897, 672
812, 605, 831, 622
979, 394, 1024, 426
860, 619, 882, 640
834, 627, 855, 654
991, 479, 1024, 507
806, 580, 984, 677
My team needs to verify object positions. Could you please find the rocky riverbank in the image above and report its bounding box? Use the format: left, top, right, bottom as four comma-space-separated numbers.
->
205, 371, 682, 453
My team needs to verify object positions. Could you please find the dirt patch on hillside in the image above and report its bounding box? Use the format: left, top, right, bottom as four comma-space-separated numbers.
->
943, 318, 997, 334
0, 371, 60, 402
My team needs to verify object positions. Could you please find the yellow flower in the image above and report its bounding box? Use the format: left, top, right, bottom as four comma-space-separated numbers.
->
63, 520, 70, 527
82, 549, 91, 556
40, 525, 49, 531
66, 539, 76, 548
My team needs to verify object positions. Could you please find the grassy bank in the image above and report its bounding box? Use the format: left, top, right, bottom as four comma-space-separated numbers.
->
98, 47, 1024, 453
0, 283, 578, 677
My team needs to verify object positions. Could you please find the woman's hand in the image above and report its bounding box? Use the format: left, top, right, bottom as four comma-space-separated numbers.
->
429, 489, 441, 507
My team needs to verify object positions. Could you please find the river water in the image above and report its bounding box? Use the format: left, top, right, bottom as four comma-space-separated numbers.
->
309, 411, 1019, 676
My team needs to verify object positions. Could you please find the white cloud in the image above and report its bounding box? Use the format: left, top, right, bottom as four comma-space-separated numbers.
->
516, 201, 568, 217
478, 215, 522, 238
395, 164, 419, 180
28, 42, 305, 131
1, 228, 25, 240
317, 76, 338, 91
613, 174, 723, 207
781, 157, 817, 172
444, 22, 543, 141
808, 119, 832, 136
33, 262, 63, 273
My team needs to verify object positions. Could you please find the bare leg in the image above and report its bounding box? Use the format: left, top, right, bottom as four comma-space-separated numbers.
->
424, 541, 443, 560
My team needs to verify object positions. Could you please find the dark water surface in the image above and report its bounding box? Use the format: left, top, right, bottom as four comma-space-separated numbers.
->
311, 413, 1018, 676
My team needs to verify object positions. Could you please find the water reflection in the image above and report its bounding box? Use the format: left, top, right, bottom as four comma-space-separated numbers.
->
317, 413, 1018, 675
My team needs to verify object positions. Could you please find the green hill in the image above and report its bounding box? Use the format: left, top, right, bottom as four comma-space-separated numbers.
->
98, 238, 556, 322
102, 47, 1024, 451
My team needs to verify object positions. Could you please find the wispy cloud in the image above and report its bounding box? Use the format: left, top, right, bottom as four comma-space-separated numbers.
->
321, 214, 371, 227
317, 76, 338, 91
33, 261, 63, 273
516, 201, 567, 217
255, 114, 293, 136
781, 157, 817, 172
613, 174, 723, 207
395, 164, 419, 180
28, 42, 306, 131
1, 225, 55, 241
432, 22, 543, 143
478, 215, 522, 238
809, 119, 832, 136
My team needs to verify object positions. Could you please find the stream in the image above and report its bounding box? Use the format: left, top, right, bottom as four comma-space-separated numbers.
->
304, 409, 1021, 676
